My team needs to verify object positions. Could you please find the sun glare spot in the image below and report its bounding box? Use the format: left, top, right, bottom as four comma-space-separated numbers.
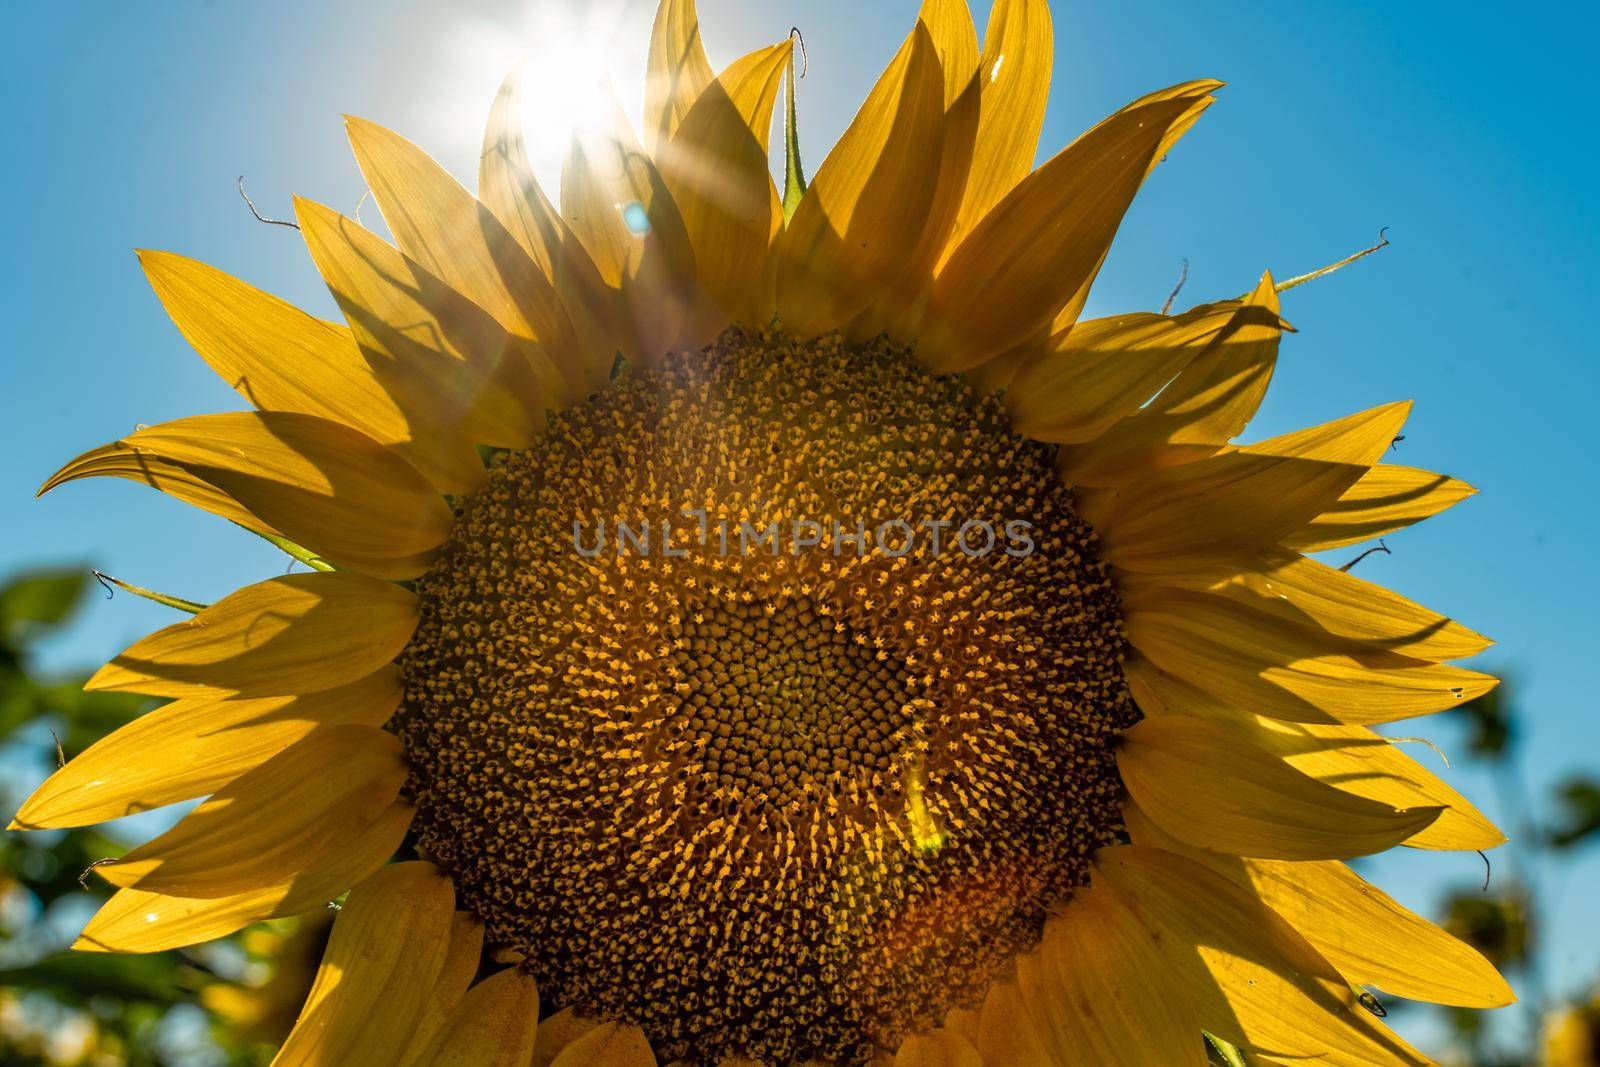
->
515, 12, 617, 184
418, 1, 649, 194
621, 200, 651, 236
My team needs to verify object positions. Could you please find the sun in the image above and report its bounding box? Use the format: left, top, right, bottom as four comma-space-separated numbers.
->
418, 1, 645, 190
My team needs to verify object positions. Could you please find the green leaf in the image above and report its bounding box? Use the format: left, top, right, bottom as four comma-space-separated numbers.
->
0, 950, 196, 1005
1549, 775, 1600, 849
0, 567, 88, 643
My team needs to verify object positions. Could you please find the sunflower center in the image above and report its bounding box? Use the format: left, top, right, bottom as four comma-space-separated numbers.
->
668, 596, 921, 807
393, 328, 1137, 1065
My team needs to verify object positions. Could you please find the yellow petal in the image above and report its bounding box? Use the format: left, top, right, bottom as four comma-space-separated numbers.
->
657, 41, 791, 325
1095, 845, 1433, 1066
138, 250, 484, 495
644, 0, 714, 153
1126, 545, 1491, 661
973, 977, 1054, 1066
275, 862, 455, 1067
480, 70, 621, 386
940, 1004, 981, 1047
1047, 83, 1221, 341
1123, 588, 1498, 725
86, 572, 417, 699
867, 66, 981, 344
1079, 401, 1410, 573
1118, 715, 1441, 859
409, 968, 540, 1067
296, 195, 553, 447
1241, 859, 1513, 1009
1016, 883, 1206, 1067
12, 668, 401, 829
776, 23, 946, 337
1282, 464, 1478, 552
1057, 272, 1284, 487
64, 411, 450, 579
38, 439, 276, 537
96, 724, 407, 897
917, 0, 979, 106
562, 90, 700, 363
1125, 658, 1505, 850
549, 1021, 658, 1067
1007, 297, 1271, 443
406, 913, 487, 1058
73, 800, 413, 953
894, 1028, 983, 1066
346, 116, 591, 400
921, 80, 1218, 371
1122, 803, 1513, 1009
944, 0, 1052, 249
532, 1008, 601, 1067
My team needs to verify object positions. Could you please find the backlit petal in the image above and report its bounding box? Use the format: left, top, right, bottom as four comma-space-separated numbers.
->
657, 41, 791, 326
974, 977, 1054, 1066
644, 0, 715, 153
1125, 658, 1505, 850
1096, 845, 1433, 1066
1119, 715, 1441, 859
1282, 464, 1477, 551
917, 0, 979, 107
62, 411, 451, 579
409, 967, 540, 1067
1124, 589, 1497, 725
96, 725, 407, 897
40, 440, 276, 537
274, 862, 455, 1067
894, 1028, 983, 1066
1007, 296, 1275, 444
13, 669, 401, 829
346, 116, 592, 399
406, 913, 488, 1059
87, 572, 417, 699
549, 1021, 658, 1067
944, 0, 1052, 248
296, 196, 555, 447
922, 81, 1219, 371
480, 71, 622, 386
1124, 545, 1491, 661
74, 801, 412, 953
1123, 804, 1513, 1009
1018, 883, 1206, 1066
138, 250, 483, 494
1080, 402, 1410, 572
562, 90, 700, 362
777, 23, 946, 336
1058, 273, 1283, 487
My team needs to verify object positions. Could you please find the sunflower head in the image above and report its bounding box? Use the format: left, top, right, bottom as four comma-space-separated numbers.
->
18, 1, 1511, 1064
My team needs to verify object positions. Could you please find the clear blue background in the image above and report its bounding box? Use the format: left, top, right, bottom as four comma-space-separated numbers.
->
2, 0, 1594, 1056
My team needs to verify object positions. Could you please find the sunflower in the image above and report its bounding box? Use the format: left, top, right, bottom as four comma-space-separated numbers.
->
14, 0, 1512, 1064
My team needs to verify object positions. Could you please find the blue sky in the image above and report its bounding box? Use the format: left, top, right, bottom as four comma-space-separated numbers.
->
2, 0, 1595, 1055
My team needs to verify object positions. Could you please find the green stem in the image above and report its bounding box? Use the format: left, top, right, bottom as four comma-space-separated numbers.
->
93, 571, 206, 615
782, 35, 807, 224
1275, 229, 1389, 292
1205, 1032, 1249, 1067
256, 531, 336, 572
